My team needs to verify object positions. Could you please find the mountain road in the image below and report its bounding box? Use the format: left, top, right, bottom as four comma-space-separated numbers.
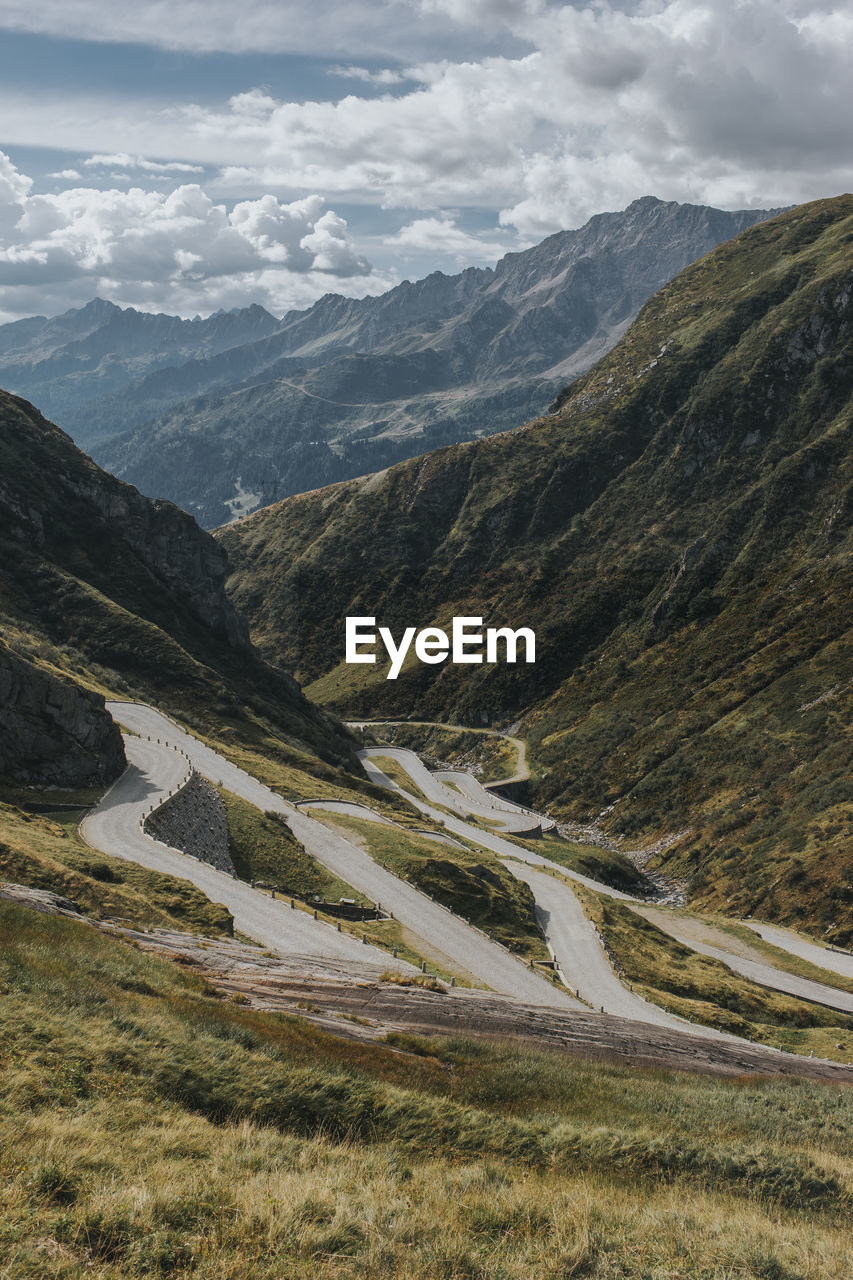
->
101, 703, 578, 1008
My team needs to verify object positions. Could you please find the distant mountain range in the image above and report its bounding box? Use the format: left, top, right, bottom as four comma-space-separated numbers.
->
220, 196, 853, 941
0, 197, 781, 527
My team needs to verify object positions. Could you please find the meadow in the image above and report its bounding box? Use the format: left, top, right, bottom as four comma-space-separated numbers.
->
3, 902, 853, 1280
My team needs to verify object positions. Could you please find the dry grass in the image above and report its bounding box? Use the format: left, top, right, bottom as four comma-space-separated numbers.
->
0, 802, 232, 935
3, 901, 853, 1277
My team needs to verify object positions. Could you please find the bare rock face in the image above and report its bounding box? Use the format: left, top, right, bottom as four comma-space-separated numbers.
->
0, 389, 250, 654
65, 474, 251, 651
0, 640, 126, 787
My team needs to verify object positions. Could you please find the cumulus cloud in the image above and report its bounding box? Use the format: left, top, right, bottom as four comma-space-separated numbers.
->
0, 0, 850, 317
389, 215, 514, 263
0, 151, 384, 317
203, 0, 853, 232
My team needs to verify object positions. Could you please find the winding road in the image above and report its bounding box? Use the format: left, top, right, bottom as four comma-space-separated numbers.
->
361, 748, 853, 1022
348, 719, 531, 788
366, 746, 547, 834
82, 736, 391, 968
94, 703, 577, 1008
79, 702, 853, 1052
509, 863, 704, 1030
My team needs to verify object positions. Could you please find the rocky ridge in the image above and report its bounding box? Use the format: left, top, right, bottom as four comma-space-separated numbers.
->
0, 387, 357, 780
0, 198, 780, 526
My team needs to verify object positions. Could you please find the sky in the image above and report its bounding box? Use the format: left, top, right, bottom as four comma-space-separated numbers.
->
0, 0, 850, 322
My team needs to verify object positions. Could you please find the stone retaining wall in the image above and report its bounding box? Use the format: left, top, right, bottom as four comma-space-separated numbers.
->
145, 770, 235, 875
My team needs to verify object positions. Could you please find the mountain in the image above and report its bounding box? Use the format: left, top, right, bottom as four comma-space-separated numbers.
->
0, 388, 355, 779
219, 196, 853, 940
0, 299, 280, 434
0, 198, 780, 527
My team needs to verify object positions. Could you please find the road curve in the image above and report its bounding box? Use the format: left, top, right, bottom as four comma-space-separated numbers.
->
507, 863, 702, 1030
432, 768, 554, 832
360, 750, 638, 897
361, 748, 853, 1021
105, 704, 577, 1008
348, 719, 530, 787
82, 736, 394, 968
363, 746, 544, 834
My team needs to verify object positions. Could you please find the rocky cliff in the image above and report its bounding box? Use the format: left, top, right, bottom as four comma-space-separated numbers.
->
0, 387, 357, 773
0, 391, 249, 652
0, 640, 125, 787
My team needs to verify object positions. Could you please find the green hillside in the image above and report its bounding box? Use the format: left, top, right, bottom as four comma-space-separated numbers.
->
220, 196, 853, 938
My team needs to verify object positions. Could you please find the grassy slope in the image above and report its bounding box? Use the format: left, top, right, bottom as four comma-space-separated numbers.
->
312, 811, 552, 963
220, 197, 853, 938
4, 903, 853, 1279
0, 803, 232, 934
576, 884, 853, 1057
219, 788, 363, 902
506, 829, 649, 895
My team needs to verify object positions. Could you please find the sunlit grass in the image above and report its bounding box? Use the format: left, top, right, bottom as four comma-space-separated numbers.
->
3, 902, 853, 1278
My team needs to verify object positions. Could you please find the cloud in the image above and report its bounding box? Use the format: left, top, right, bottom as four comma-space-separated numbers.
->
328, 65, 410, 86
202, 0, 853, 233
0, 0, 850, 318
389, 215, 513, 262
83, 153, 205, 174
0, 151, 386, 317
0, 0, 515, 58
2, 2, 849, 242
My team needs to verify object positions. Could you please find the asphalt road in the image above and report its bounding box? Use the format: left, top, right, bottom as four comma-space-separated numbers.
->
104, 703, 577, 1008
361, 748, 853, 1019
82, 736, 393, 967
432, 768, 553, 832
91, 704, 850, 1041
744, 922, 853, 983
507, 863, 704, 1030
657, 928, 853, 1015
363, 746, 544, 834
347, 719, 530, 786
360, 750, 638, 897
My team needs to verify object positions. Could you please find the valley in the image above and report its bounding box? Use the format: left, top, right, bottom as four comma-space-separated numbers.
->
2, 194, 851, 1280
221, 195, 853, 942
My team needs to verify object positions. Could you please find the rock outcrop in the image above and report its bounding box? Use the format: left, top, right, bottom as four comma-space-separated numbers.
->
0, 640, 126, 787
0, 387, 358, 771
